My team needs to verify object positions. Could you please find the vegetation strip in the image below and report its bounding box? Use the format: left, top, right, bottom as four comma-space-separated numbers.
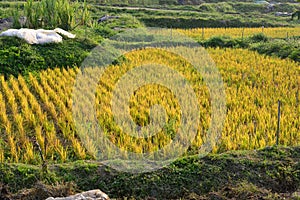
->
0, 146, 300, 199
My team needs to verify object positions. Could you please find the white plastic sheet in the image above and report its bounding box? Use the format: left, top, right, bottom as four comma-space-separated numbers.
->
0, 28, 76, 44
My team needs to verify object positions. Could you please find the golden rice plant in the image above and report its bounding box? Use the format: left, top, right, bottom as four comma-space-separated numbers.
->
177, 27, 300, 40
0, 46, 298, 163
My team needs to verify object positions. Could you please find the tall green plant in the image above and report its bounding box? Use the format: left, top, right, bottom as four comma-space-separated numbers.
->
80, 0, 91, 26
10, 5, 21, 28
24, 0, 43, 28
42, 0, 58, 28
56, 0, 76, 30
24, 0, 34, 28
23, 0, 90, 30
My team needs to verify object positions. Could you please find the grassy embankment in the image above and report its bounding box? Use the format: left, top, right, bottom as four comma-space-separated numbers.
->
1, 146, 300, 199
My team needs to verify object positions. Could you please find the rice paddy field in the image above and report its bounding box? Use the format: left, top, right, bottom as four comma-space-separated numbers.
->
0, 46, 298, 164
178, 27, 300, 39
0, 0, 300, 197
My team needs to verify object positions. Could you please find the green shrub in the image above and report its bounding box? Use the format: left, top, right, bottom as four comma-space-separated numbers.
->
216, 2, 234, 13
0, 46, 45, 77
92, 14, 144, 38
250, 39, 300, 61
230, 2, 265, 13
198, 2, 234, 13
289, 49, 300, 62
203, 36, 247, 48
159, 0, 178, 5
198, 4, 217, 12
140, 17, 278, 29
94, 26, 117, 38
0, 37, 97, 78
205, 36, 229, 47
249, 33, 268, 43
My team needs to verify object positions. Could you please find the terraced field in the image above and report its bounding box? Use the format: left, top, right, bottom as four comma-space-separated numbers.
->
0, 47, 298, 164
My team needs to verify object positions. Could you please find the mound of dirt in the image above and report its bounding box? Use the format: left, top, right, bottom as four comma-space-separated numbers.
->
1, 182, 75, 200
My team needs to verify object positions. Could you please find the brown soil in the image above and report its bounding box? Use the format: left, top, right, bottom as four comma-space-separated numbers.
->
1, 182, 300, 200
0, 182, 76, 200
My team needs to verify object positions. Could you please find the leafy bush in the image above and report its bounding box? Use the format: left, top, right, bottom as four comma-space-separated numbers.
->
289, 49, 300, 62
96, 14, 143, 29
229, 2, 265, 13
140, 17, 278, 29
92, 14, 144, 38
250, 39, 300, 61
198, 3, 217, 12
198, 2, 234, 13
249, 33, 268, 43
0, 45, 45, 77
159, 0, 178, 5
94, 26, 117, 38
199, 35, 299, 63
0, 37, 97, 78
203, 36, 248, 48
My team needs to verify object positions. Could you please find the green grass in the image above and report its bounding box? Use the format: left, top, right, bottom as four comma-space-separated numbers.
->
0, 146, 299, 199
0, 11, 144, 78
198, 34, 300, 62
1, 31, 297, 80
90, 3, 300, 28
250, 38, 300, 62
0, 1, 299, 199
0, 36, 97, 78
2, 1, 299, 28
